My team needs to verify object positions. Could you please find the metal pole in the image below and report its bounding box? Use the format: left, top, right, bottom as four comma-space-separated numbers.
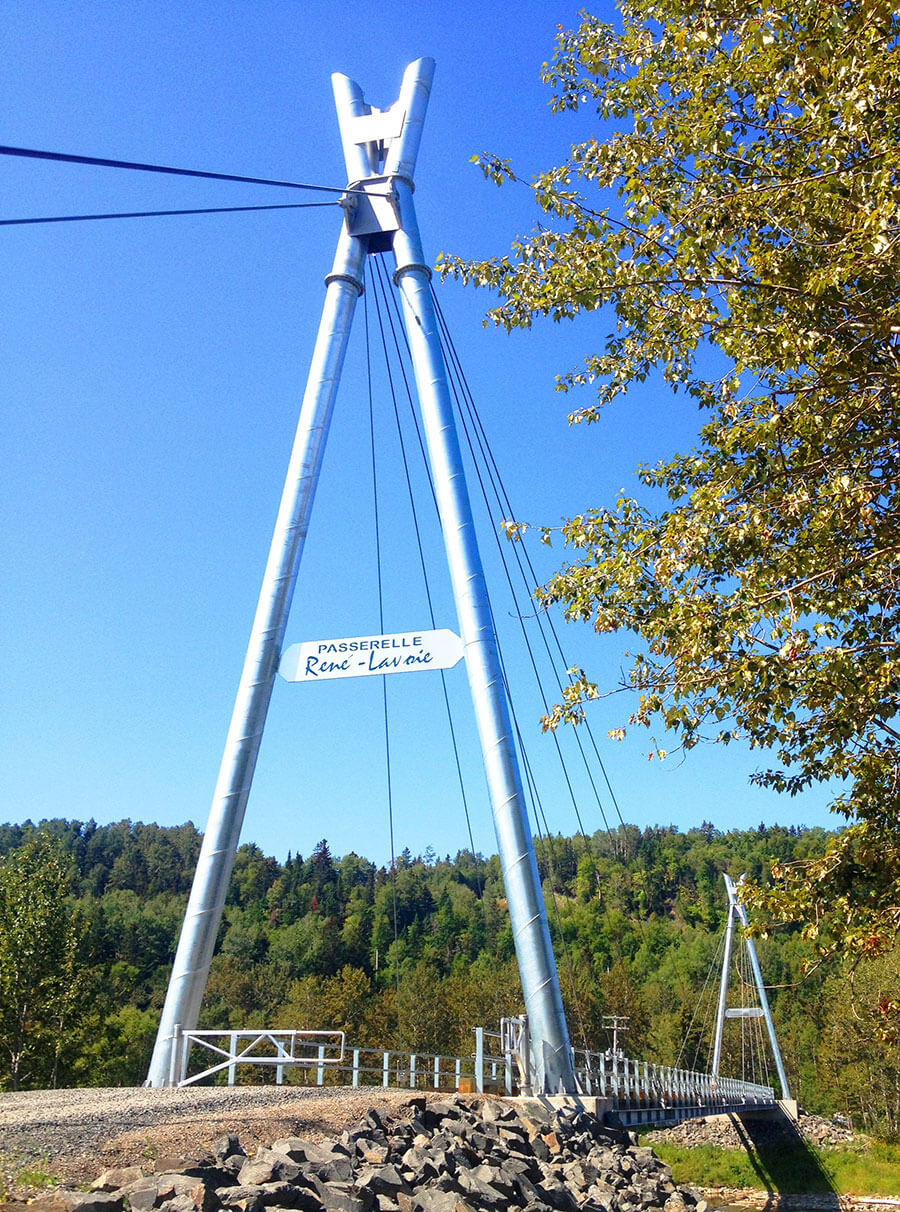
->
730, 876, 792, 1099
373, 58, 575, 1096
712, 877, 737, 1078
145, 223, 368, 1087
474, 1026, 484, 1094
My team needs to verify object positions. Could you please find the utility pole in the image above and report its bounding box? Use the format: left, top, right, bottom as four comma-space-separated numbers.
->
603, 1015, 629, 1057
146, 59, 577, 1095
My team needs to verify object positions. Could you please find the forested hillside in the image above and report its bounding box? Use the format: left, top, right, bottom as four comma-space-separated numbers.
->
0, 819, 897, 1138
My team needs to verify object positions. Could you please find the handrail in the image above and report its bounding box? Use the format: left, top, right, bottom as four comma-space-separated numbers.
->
173, 1024, 777, 1126
570, 1044, 775, 1124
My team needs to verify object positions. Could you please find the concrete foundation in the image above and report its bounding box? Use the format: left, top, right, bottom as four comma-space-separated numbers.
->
515, 1095, 614, 1119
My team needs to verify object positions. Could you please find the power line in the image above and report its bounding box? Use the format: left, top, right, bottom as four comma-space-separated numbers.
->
0, 144, 384, 195
0, 202, 338, 227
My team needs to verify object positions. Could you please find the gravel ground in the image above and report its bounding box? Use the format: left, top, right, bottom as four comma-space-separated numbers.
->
2, 1088, 892, 1211
0, 1085, 420, 1197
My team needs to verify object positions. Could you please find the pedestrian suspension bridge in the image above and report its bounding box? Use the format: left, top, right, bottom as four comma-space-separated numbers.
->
164, 870, 790, 1127
64, 58, 793, 1123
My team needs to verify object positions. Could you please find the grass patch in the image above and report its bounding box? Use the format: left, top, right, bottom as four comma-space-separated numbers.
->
825, 1141, 900, 1197
0, 1153, 58, 1200
647, 1139, 900, 1198
17, 1159, 56, 1189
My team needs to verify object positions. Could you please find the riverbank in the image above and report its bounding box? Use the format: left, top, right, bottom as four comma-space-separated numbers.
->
644, 1113, 900, 1203
700, 1193, 900, 1210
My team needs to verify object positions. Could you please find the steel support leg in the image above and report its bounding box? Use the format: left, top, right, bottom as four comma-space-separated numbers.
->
378, 60, 575, 1094
730, 876, 792, 1099
711, 882, 736, 1078
145, 228, 367, 1087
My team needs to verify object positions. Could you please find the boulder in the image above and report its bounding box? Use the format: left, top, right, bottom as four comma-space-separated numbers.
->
238, 1156, 302, 1188
91, 1168, 145, 1192
313, 1183, 373, 1212
213, 1136, 247, 1163
33, 1195, 124, 1212
354, 1166, 410, 1198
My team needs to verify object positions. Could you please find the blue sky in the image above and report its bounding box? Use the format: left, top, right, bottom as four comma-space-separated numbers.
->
3, 1, 840, 867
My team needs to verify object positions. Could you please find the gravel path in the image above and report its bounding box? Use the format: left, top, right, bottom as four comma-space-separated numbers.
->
0, 1085, 419, 1196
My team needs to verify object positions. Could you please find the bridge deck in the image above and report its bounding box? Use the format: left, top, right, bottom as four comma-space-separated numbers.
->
171, 1026, 778, 1127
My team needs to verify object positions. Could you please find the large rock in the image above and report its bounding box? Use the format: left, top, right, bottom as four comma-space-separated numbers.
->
33, 1195, 124, 1212
313, 1182, 373, 1212
218, 1183, 319, 1212
238, 1156, 302, 1188
213, 1136, 247, 1164
121, 1174, 212, 1212
270, 1141, 349, 1168
91, 1168, 145, 1192
355, 1166, 410, 1198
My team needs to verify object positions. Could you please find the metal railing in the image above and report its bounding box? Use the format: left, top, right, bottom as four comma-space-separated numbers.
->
174, 1026, 486, 1092
174, 1028, 346, 1086
171, 1023, 776, 1124
474, 1026, 516, 1094
571, 1043, 775, 1124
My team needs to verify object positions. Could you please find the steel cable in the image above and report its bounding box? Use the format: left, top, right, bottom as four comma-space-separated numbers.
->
429, 285, 630, 852
0, 143, 384, 194
0, 202, 338, 226
363, 281, 403, 1049
368, 257, 484, 898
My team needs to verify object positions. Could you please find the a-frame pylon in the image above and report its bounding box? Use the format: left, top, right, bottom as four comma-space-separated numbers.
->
146, 59, 577, 1095
712, 873, 791, 1099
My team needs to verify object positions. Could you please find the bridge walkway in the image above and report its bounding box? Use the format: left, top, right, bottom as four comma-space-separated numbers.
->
171, 1025, 777, 1128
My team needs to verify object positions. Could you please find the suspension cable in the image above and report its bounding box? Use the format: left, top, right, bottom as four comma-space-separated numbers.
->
378, 268, 643, 1041
0, 201, 338, 226
0, 143, 383, 195
430, 286, 630, 850
676, 925, 726, 1070
369, 257, 593, 1045
429, 287, 646, 957
369, 257, 483, 896
376, 268, 606, 859
364, 277, 403, 1047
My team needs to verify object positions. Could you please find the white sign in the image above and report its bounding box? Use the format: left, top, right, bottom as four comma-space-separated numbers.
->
279, 628, 465, 683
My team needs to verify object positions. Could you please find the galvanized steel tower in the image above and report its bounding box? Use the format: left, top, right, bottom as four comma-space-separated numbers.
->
146, 59, 576, 1095
712, 873, 791, 1099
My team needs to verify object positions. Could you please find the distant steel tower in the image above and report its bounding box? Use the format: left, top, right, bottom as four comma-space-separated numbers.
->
146, 59, 577, 1095
712, 873, 791, 1099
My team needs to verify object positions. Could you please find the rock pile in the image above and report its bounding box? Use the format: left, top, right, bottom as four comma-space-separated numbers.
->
645, 1109, 861, 1151
796, 1113, 858, 1149
31, 1098, 709, 1212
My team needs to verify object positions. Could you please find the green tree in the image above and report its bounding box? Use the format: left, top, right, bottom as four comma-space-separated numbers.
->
0, 833, 87, 1088
815, 952, 900, 1137
442, 1, 900, 966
